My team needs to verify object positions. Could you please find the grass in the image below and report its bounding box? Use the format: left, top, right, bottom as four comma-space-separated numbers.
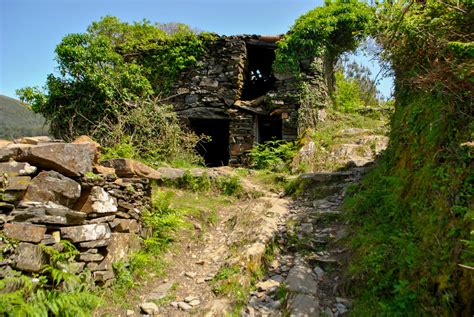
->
299, 108, 389, 172
99, 185, 237, 313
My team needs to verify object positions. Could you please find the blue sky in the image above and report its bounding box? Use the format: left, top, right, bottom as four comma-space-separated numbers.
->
0, 0, 393, 99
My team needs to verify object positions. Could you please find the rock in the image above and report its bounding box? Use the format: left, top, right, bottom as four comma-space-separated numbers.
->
15, 143, 96, 177
0, 161, 37, 176
61, 223, 111, 242
23, 171, 81, 207
0, 176, 31, 190
3, 223, 46, 243
287, 293, 319, 317
78, 253, 104, 262
155, 167, 185, 180
72, 135, 100, 163
76, 186, 117, 214
336, 303, 348, 314
313, 266, 324, 280
110, 219, 139, 233
147, 281, 174, 301
101, 158, 161, 180
96, 233, 141, 271
15, 136, 52, 145
86, 215, 116, 224
93, 270, 115, 282
0, 191, 22, 202
93, 164, 116, 176
184, 295, 199, 303
14, 243, 45, 272
299, 223, 313, 234
78, 239, 110, 248
256, 279, 280, 291
189, 299, 201, 307
178, 301, 193, 310
126, 309, 135, 316
11, 202, 87, 225
286, 262, 318, 296
335, 297, 352, 308
199, 78, 219, 88
0, 148, 15, 162
140, 302, 159, 315
185, 271, 197, 278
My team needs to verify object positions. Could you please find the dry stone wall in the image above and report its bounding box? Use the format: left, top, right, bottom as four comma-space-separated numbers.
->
0, 136, 151, 286
169, 35, 305, 166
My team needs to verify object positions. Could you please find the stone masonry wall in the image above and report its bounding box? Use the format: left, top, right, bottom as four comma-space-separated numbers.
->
169, 35, 311, 166
0, 136, 151, 286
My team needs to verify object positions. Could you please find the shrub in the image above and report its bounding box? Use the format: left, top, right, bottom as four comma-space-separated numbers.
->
248, 140, 297, 172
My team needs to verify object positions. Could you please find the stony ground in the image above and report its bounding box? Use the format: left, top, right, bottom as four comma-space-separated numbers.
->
241, 169, 369, 317
98, 165, 369, 317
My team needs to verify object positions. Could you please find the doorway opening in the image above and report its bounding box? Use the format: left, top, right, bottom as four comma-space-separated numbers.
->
189, 119, 230, 167
241, 43, 276, 101
257, 115, 282, 144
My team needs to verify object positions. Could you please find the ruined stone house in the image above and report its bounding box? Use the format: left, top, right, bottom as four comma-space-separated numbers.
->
169, 35, 303, 167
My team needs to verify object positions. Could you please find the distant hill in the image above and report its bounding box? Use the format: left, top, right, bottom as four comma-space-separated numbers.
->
0, 94, 49, 140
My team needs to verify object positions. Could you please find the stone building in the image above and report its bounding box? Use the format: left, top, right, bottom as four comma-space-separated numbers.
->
169, 35, 301, 166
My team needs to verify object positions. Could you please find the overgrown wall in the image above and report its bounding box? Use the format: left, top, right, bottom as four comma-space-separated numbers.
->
0, 137, 151, 286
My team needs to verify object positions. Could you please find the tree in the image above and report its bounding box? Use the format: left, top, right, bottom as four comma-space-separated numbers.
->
17, 16, 214, 164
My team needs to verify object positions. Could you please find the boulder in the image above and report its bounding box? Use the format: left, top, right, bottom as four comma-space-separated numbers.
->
4, 223, 47, 243
23, 171, 81, 207
15, 143, 96, 177
61, 223, 111, 243
0, 161, 37, 176
75, 186, 117, 214
11, 202, 87, 225
14, 243, 45, 272
101, 158, 161, 180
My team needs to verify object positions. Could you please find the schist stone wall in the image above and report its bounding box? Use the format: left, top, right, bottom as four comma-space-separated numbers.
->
0, 136, 151, 286
169, 35, 302, 166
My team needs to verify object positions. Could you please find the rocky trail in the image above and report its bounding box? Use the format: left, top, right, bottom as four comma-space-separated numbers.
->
110, 166, 369, 317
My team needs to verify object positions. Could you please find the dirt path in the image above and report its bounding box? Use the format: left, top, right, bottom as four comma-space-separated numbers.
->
241, 168, 369, 317
100, 167, 368, 317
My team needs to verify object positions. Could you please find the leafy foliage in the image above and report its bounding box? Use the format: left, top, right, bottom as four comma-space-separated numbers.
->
346, 1, 474, 315
274, 0, 373, 76
248, 140, 297, 172
0, 241, 101, 316
17, 16, 215, 164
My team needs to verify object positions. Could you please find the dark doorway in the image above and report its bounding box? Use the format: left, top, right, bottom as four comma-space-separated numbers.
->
189, 119, 230, 167
241, 44, 276, 100
257, 116, 282, 143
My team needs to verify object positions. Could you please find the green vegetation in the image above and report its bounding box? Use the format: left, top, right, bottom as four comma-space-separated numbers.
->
0, 95, 49, 140
164, 171, 243, 197
0, 241, 101, 316
248, 140, 298, 172
344, 1, 473, 315
274, 0, 373, 77
17, 16, 217, 165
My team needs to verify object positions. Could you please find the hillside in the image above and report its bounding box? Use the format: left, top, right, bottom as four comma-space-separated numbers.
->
0, 94, 49, 139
